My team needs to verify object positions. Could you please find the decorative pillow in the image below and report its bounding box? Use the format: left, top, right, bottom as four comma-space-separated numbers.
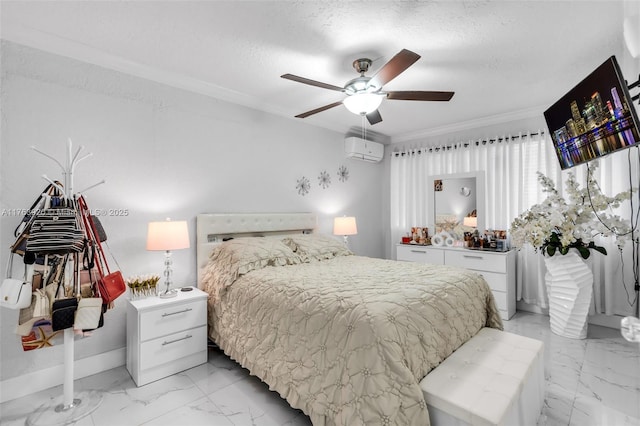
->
282, 234, 352, 262
202, 238, 302, 300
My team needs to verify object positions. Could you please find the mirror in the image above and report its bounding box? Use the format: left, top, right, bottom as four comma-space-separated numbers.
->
427, 171, 485, 235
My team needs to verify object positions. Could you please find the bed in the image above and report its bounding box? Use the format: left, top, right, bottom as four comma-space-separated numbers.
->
197, 213, 503, 426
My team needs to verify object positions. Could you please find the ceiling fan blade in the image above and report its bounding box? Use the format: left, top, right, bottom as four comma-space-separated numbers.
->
386, 91, 455, 101
281, 74, 344, 92
366, 110, 383, 125
295, 101, 344, 118
367, 49, 421, 89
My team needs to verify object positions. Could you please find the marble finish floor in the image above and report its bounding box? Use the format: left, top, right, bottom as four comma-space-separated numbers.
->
1, 312, 639, 425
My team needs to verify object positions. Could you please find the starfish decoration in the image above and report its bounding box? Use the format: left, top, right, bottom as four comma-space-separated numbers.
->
21, 325, 60, 351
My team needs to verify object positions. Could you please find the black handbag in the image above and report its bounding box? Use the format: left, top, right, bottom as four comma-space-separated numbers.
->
51, 297, 78, 331
90, 216, 107, 242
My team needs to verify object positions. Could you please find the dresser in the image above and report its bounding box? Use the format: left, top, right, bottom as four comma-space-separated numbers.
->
126, 287, 208, 386
396, 244, 516, 320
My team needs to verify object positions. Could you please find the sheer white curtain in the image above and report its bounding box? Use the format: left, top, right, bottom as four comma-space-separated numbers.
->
390, 132, 636, 315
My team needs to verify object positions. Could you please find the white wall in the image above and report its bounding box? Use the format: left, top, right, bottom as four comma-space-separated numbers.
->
0, 41, 386, 385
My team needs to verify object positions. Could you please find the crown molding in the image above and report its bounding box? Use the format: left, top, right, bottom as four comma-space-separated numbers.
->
391, 105, 547, 144
2, 25, 353, 137
2, 24, 295, 117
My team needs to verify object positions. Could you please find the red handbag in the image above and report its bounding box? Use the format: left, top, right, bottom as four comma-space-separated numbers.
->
97, 270, 125, 305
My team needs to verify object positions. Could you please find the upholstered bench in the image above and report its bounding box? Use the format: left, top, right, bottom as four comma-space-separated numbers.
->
419, 327, 545, 426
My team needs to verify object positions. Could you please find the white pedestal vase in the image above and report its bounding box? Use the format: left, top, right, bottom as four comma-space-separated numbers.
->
544, 250, 593, 339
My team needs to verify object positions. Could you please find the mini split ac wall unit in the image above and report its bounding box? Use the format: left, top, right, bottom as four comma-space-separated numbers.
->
344, 137, 384, 163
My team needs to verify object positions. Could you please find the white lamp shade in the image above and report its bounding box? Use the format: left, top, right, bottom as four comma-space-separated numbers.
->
333, 216, 358, 236
146, 220, 190, 251
343, 93, 383, 115
463, 216, 478, 228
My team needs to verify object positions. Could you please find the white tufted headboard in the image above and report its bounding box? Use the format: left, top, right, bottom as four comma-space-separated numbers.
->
196, 213, 317, 288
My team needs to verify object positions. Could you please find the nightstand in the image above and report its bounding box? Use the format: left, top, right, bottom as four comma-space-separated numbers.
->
126, 287, 208, 386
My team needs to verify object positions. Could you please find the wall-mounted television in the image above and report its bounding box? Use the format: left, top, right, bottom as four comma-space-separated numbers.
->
544, 56, 640, 170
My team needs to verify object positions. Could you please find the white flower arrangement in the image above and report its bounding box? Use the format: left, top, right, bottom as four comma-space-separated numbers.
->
509, 162, 632, 259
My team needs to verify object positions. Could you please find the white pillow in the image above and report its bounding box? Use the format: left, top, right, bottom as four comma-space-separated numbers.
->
282, 234, 352, 262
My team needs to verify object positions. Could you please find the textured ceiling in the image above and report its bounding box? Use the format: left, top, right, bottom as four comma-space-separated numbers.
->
0, 1, 627, 142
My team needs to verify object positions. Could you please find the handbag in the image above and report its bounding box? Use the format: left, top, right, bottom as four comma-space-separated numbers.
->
1, 279, 31, 310
51, 297, 78, 331
26, 206, 85, 255
80, 246, 99, 284
11, 182, 63, 256
80, 268, 99, 284
33, 288, 50, 317
0, 254, 32, 310
91, 216, 107, 242
97, 271, 126, 305
74, 297, 103, 331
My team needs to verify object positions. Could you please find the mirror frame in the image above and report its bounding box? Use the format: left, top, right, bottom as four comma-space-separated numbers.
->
427, 171, 486, 234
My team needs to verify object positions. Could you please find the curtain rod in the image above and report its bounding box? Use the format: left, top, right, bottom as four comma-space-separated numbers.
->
392, 130, 546, 157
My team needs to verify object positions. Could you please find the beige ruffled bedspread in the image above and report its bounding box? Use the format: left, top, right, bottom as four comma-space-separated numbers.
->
204, 254, 503, 426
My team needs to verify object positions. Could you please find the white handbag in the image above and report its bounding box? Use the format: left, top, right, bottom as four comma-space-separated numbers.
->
1, 254, 32, 310
33, 288, 50, 317
74, 297, 103, 330
1, 279, 31, 310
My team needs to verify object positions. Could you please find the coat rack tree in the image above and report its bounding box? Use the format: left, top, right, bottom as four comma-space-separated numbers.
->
26, 139, 104, 426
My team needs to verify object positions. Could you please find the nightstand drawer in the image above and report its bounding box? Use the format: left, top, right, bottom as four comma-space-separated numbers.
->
445, 250, 506, 273
397, 246, 444, 264
140, 325, 207, 370
140, 300, 206, 341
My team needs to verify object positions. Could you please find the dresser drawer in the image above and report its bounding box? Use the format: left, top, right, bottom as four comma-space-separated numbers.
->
491, 290, 508, 312
140, 325, 207, 370
397, 246, 444, 264
476, 271, 508, 293
140, 300, 206, 341
445, 250, 506, 273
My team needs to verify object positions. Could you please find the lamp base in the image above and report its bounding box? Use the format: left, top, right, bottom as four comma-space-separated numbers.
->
159, 289, 177, 299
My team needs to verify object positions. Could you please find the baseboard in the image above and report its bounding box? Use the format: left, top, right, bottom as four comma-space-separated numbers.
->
588, 313, 625, 329
516, 300, 547, 315
0, 347, 126, 404
517, 301, 624, 330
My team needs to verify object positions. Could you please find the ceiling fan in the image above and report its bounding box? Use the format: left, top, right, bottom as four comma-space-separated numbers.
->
281, 49, 454, 125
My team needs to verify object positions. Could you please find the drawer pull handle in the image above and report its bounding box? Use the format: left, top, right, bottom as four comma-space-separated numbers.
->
162, 334, 192, 346
410, 250, 427, 254
463, 255, 484, 260
162, 308, 192, 317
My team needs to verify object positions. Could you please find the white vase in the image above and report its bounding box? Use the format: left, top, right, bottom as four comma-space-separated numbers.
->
544, 250, 593, 339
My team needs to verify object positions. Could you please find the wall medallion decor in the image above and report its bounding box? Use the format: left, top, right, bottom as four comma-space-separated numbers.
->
296, 176, 310, 196
337, 165, 349, 182
318, 171, 331, 189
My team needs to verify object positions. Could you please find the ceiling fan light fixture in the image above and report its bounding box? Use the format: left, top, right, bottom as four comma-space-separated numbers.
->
343, 93, 384, 115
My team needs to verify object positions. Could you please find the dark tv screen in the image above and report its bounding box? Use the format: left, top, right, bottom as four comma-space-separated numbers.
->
544, 56, 640, 170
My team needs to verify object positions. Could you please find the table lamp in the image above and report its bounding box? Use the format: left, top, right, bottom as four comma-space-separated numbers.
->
463, 216, 478, 228
333, 216, 357, 247
146, 219, 190, 298
463, 209, 478, 228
